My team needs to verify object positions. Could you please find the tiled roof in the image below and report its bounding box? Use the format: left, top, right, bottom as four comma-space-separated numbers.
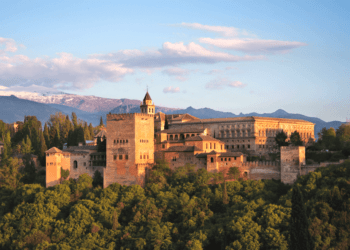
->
143, 92, 152, 101
219, 152, 244, 157
165, 146, 202, 152
63, 150, 90, 154
185, 135, 222, 142
65, 145, 97, 150
95, 130, 107, 138
176, 116, 314, 125
46, 147, 62, 153
156, 127, 205, 134
90, 152, 106, 156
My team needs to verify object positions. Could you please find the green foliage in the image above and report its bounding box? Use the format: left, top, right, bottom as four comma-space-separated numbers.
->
92, 170, 103, 188
61, 167, 70, 183
2, 161, 350, 249
290, 185, 313, 250
290, 131, 303, 146
227, 166, 240, 180
275, 130, 289, 147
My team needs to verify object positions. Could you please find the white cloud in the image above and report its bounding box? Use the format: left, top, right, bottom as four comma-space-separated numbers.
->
162, 67, 191, 81
0, 38, 19, 54
199, 38, 307, 54
206, 78, 246, 90
163, 86, 180, 93
94, 42, 264, 68
178, 23, 239, 37
0, 49, 133, 90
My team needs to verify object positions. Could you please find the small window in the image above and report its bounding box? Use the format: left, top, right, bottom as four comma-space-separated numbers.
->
248, 144, 250, 148
126, 140, 128, 143
237, 145, 240, 149
117, 140, 119, 143
210, 143, 212, 149
242, 145, 245, 149
229, 158, 231, 161
147, 155, 149, 159
225, 158, 227, 161
232, 145, 234, 149
162, 144, 165, 148
221, 158, 223, 161
73, 161, 77, 169
140, 155, 142, 159
211, 157, 214, 163
114, 140, 116, 144
214, 144, 216, 149
114, 155, 117, 160
119, 155, 123, 160
206, 143, 208, 149
125, 155, 128, 160
84, 162, 86, 166
234, 157, 237, 160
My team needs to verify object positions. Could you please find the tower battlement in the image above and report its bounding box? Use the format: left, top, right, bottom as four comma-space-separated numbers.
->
107, 113, 154, 121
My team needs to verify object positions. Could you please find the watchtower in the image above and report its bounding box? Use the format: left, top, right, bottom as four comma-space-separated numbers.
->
140, 92, 155, 115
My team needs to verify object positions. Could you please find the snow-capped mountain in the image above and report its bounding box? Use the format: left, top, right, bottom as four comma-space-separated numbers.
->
0, 84, 141, 113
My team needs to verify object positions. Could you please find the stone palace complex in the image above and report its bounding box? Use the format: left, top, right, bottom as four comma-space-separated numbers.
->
46, 92, 317, 188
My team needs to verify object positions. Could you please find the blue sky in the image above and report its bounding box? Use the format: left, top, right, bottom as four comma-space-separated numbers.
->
0, 0, 349, 122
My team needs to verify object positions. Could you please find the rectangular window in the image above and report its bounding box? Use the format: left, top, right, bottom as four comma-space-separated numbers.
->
232, 145, 234, 149
234, 157, 237, 160
125, 155, 128, 160
237, 145, 240, 149
221, 158, 223, 161
242, 145, 245, 148
119, 155, 123, 160
225, 158, 227, 161
147, 155, 149, 159
114, 155, 117, 160
248, 144, 250, 148
211, 157, 214, 163
140, 155, 142, 159
84, 162, 86, 166
214, 143, 216, 149
229, 158, 231, 161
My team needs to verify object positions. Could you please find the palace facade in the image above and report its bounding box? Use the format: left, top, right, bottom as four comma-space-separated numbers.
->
46, 92, 316, 188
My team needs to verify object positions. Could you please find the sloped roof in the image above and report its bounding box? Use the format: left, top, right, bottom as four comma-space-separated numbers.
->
185, 135, 222, 142
143, 92, 152, 101
165, 145, 201, 152
156, 127, 205, 134
95, 129, 107, 138
219, 152, 244, 157
45, 147, 62, 153
65, 145, 97, 150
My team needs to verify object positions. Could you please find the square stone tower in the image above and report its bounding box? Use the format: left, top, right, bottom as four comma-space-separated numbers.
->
104, 93, 155, 188
280, 146, 306, 184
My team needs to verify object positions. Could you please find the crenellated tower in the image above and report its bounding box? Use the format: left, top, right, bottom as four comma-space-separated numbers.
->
140, 92, 155, 115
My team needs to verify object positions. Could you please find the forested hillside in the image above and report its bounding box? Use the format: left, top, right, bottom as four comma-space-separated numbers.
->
1, 160, 350, 249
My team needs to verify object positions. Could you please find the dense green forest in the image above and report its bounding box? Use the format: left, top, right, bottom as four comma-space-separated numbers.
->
0, 159, 350, 249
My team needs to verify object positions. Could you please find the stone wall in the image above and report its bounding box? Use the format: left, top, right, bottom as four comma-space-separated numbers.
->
104, 113, 154, 188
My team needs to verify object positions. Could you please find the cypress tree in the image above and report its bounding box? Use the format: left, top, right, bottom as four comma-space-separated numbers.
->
290, 185, 313, 250
43, 123, 50, 148
71, 112, 78, 129
223, 179, 229, 205
99, 116, 104, 127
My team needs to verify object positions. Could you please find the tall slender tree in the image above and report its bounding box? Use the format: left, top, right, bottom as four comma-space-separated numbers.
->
290, 185, 313, 250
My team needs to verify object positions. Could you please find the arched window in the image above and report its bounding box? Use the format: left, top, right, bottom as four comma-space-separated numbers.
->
73, 161, 78, 169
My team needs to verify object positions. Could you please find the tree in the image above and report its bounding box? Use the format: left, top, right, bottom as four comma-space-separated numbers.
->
99, 116, 104, 127
71, 112, 78, 129
0, 157, 22, 190
2, 130, 12, 163
275, 130, 289, 147
223, 179, 229, 205
92, 170, 103, 188
336, 123, 350, 142
21, 154, 37, 184
227, 167, 240, 180
290, 185, 313, 250
21, 135, 33, 155
164, 118, 169, 130
290, 131, 303, 146
61, 167, 69, 183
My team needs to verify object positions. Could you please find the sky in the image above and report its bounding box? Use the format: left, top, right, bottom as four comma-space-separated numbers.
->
0, 0, 349, 122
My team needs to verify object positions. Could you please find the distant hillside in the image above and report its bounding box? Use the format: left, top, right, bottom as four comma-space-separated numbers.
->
0, 95, 344, 138
0, 96, 101, 126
